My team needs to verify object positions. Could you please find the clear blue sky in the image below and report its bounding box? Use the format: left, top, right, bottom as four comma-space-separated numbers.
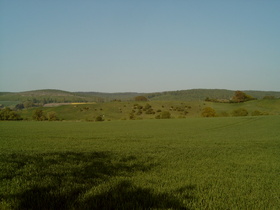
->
1, 0, 280, 92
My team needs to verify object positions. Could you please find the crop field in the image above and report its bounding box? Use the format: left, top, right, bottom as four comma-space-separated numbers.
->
0, 116, 280, 209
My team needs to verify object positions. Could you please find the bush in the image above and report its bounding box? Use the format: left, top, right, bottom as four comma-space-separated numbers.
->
160, 111, 171, 119
143, 104, 152, 111
33, 109, 47, 121
47, 111, 59, 121
134, 96, 148, 101
129, 113, 135, 120
145, 109, 154, 114
201, 107, 216, 117
263, 96, 275, 99
231, 108, 248, 117
0, 108, 22, 121
15, 103, 24, 110
136, 110, 142, 115
95, 115, 104, 122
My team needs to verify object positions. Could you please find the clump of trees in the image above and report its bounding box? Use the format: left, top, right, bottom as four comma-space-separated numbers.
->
0, 108, 22, 121
47, 111, 59, 121
231, 91, 255, 103
33, 109, 59, 121
201, 107, 216, 117
33, 109, 47, 121
205, 91, 256, 103
205, 98, 230, 103
134, 96, 148, 101
143, 104, 155, 114
263, 96, 276, 100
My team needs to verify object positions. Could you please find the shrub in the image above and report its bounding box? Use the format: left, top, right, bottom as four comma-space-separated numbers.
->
33, 109, 47, 121
155, 115, 161, 119
23, 101, 35, 108
160, 111, 171, 119
134, 96, 148, 101
0, 108, 22, 121
15, 103, 24, 110
201, 107, 216, 117
129, 113, 135, 120
136, 110, 142, 115
231, 108, 248, 116
145, 109, 154, 114
95, 115, 104, 122
263, 96, 275, 99
143, 104, 152, 111
47, 111, 59, 121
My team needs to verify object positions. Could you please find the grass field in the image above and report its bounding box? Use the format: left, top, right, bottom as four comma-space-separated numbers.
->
1, 116, 280, 209
18, 99, 280, 121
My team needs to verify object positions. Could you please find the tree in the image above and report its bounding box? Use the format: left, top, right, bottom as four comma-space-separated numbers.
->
0, 108, 22, 121
231, 91, 255, 103
47, 111, 58, 121
33, 109, 46, 121
201, 107, 216, 117
15, 103, 24, 110
23, 101, 34, 108
134, 96, 148, 101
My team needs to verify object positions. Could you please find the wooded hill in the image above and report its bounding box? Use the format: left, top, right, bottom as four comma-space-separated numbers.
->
1, 89, 280, 105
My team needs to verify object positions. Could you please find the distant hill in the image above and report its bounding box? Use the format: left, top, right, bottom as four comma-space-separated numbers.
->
0, 89, 280, 105
75, 92, 144, 102
18, 98, 280, 121
146, 89, 280, 101
0, 89, 102, 104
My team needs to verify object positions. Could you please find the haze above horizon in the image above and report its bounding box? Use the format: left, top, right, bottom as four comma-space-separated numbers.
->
1, 0, 280, 93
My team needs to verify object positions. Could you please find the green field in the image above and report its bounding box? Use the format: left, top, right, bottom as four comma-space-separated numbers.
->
17, 99, 280, 121
1, 116, 280, 209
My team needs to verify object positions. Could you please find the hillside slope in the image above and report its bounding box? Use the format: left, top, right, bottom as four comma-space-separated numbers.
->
19, 99, 280, 121
1, 89, 280, 104
146, 89, 280, 101
0, 89, 102, 104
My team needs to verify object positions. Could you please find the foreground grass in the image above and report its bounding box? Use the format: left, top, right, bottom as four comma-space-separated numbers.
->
0, 116, 280, 209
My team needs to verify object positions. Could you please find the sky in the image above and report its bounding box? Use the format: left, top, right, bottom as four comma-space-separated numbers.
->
0, 0, 280, 93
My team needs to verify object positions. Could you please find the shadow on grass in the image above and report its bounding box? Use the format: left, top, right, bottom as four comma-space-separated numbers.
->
0, 152, 194, 209
81, 180, 190, 210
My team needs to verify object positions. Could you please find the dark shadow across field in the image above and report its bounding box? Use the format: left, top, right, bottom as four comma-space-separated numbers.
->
0, 152, 193, 209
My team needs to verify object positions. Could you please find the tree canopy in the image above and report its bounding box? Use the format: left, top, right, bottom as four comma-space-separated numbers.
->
134, 96, 148, 101
231, 91, 255, 103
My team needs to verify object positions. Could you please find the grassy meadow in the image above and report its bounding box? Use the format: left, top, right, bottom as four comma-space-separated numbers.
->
17, 99, 280, 121
1, 116, 280, 209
